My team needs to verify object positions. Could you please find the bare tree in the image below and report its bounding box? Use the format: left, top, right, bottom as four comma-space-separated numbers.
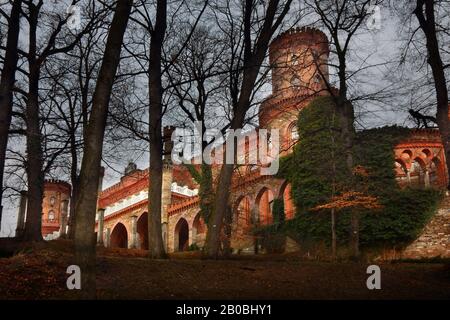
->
73, 0, 133, 298
413, 0, 450, 189
0, 0, 22, 233
204, 0, 293, 258
13, 0, 100, 241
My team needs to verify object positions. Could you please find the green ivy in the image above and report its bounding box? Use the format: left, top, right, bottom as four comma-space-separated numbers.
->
275, 97, 442, 249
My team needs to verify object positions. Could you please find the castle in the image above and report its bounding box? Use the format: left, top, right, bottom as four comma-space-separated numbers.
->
32, 28, 447, 254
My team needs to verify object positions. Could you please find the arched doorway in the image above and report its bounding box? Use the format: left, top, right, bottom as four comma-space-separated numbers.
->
280, 182, 295, 220
256, 187, 274, 225
137, 212, 148, 250
174, 218, 189, 252
410, 158, 426, 187
110, 223, 128, 248
395, 159, 409, 187
233, 196, 251, 235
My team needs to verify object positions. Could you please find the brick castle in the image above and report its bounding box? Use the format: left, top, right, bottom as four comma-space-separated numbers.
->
33, 27, 448, 256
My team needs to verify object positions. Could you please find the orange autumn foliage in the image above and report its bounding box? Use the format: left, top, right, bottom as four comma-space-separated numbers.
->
311, 191, 383, 211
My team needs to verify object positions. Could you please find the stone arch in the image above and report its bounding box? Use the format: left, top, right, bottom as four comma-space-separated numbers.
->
233, 195, 252, 236
174, 218, 189, 252
192, 212, 206, 247
395, 158, 409, 187
110, 222, 128, 249
255, 187, 275, 225
279, 181, 295, 220
421, 148, 432, 159
410, 157, 426, 187
137, 212, 148, 250
286, 121, 299, 148
401, 149, 413, 162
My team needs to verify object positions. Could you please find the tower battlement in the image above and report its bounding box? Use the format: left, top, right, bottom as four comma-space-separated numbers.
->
269, 26, 329, 98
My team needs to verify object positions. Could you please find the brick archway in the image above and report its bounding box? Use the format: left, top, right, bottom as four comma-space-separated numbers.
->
255, 187, 274, 225
411, 157, 427, 187
174, 218, 189, 252
110, 222, 128, 248
233, 196, 252, 236
137, 212, 148, 250
279, 181, 295, 220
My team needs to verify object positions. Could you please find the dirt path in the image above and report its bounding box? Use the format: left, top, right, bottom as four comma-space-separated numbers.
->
0, 243, 449, 300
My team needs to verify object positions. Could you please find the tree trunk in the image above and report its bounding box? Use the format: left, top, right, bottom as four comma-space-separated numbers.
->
350, 210, 359, 259
203, 0, 291, 258
23, 67, 44, 242
331, 208, 336, 260
0, 0, 22, 232
147, 0, 167, 259
67, 177, 79, 239
338, 99, 359, 258
222, 204, 233, 257
73, 0, 132, 298
414, 0, 450, 189
67, 118, 79, 239
204, 162, 234, 258
23, 4, 44, 242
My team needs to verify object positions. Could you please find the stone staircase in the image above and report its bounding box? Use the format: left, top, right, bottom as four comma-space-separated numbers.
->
402, 194, 450, 259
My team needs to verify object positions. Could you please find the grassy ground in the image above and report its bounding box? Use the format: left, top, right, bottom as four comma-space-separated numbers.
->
0, 240, 449, 300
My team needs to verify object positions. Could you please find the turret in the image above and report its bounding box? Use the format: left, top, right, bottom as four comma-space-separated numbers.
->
269, 27, 329, 98
41, 180, 71, 238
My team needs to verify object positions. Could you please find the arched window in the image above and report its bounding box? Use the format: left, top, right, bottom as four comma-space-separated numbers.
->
290, 124, 299, 141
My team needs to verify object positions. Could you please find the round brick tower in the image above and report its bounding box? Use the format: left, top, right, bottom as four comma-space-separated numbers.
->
259, 27, 330, 153
41, 179, 71, 238
269, 26, 329, 99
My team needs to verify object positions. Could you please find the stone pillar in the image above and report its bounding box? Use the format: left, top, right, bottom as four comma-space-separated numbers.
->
16, 190, 27, 238
105, 227, 111, 247
161, 126, 175, 251
131, 215, 138, 248
59, 199, 69, 238
424, 170, 430, 188
406, 169, 411, 185
97, 208, 105, 245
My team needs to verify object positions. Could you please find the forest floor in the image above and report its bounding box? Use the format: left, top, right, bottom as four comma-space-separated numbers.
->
0, 239, 449, 300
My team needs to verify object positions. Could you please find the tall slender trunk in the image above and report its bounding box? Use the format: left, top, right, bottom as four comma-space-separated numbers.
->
333, 45, 358, 258
67, 176, 79, 239
0, 0, 22, 231
73, 0, 132, 298
204, 163, 234, 258
147, 0, 167, 259
23, 5, 43, 242
222, 204, 233, 257
414, 0, 450, 189
331, 209, 336, 260
23, 68, 44, 242
338, 99, 358, 258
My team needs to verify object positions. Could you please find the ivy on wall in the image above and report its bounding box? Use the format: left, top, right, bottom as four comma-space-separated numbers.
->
271, 97, 442, 250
